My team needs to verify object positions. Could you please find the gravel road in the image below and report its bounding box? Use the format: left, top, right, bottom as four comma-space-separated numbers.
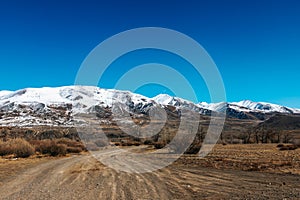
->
0, 147, 299, 200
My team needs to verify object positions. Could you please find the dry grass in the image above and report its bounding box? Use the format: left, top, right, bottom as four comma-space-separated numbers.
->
66, 147, 82, 153
30, 140, 66, 156
0, 138, 35, 158
55, 138, 86, 153
56, 138, 85, 149
29, 139, 86, 156
176, 144, 300, 175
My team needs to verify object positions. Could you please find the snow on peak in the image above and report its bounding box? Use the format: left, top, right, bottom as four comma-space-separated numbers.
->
0, 87, 71, 104
0, 86, 299, 120
0, 86, 156, 112
0, 90, 13, 100
199, 102, 228, 113
152, 94, 174, 105
230, 100, 298, 114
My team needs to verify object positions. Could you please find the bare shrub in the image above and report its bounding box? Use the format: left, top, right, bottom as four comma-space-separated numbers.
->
0, 138, 35, 158
114, 142, 121, 146
0, 140, 12, 156
56, 138, 78, 146
185, 142, 202, 154
13, 139, 35, 158
56, 138, 85, 151
121, 140, 140, 146
133, 142, 140, 146
143, 140, 153, 145
66, 147, 82, 153
31, 138, 84, 155
279, 145, 298, 151
32, 140, 66, 156
287, 145, 298, 150
276, 144, 284, 148
49, 143, 67, 156
279, 146, 290, 151
32, 140, 52, 154
154, 142, 166, 149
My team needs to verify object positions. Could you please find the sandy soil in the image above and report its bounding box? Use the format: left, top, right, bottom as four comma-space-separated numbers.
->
0, 145, 299, 200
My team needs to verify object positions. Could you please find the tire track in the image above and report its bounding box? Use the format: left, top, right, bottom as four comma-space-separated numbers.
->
0, 147, 299, 200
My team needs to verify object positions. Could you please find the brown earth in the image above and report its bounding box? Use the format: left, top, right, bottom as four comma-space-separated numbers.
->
0, 145, 299, 200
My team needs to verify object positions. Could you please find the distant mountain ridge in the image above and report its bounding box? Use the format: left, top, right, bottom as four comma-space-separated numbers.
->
0, 86, 299, 126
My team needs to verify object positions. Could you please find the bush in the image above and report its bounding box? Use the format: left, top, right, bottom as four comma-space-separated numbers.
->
279, 146, 289, 151
32, 140, 52, 154
0, 138, 35, 158
14, 139, 35, 158
121, 141, 140, 146
277, 144, 284, 148
134, 142, 140, 146
154, 142, 166, 149
56, 138, 85, 152
49, 143, 67, 156
143, 140, 153, 145
114, 142, 121, 146
0, 140, 12, 156
66, 147, 82, 153
56, 138, 84, 148
185, 142, 202, 154
32, 140, 66, 156
1, 138, 84, 157
31, 139, 84, 155
279, 145, 298, 151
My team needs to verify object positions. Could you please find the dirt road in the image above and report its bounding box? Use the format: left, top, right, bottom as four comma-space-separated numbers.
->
0, 148, 299, 200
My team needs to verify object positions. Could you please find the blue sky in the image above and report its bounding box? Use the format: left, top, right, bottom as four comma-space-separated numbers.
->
0, 0, 299, 107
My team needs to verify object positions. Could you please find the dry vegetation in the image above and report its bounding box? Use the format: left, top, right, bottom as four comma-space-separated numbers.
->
0, 115, 300, 160
0, 144, 299, 199
0, 113, 299, 198
0, 138, 86, 158
0, 138, 35, 158
176, 144, 300, 175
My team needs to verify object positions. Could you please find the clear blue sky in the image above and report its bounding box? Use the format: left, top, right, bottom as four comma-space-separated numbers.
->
0, 0, 299, 108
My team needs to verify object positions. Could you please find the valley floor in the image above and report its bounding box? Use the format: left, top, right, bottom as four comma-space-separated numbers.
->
0, 145, 299, 200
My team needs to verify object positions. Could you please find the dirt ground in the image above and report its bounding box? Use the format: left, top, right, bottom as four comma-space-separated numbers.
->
177, 144, 300, 175
0, 144, 299, 200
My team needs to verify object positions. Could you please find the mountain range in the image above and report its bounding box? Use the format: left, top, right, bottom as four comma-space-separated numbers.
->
0, 86, 299, 127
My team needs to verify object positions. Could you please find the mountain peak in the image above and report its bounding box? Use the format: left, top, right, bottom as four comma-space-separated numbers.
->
152, 94, 174, 105
0, 86, 299, 126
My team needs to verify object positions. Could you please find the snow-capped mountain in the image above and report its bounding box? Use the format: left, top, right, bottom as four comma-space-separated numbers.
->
0, 86, 159, 126
152, 94, 212, 115
0, 86, 299, 126
199, 100, 300, 114
152, 94, 300, 118
230, 100, 298, 113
